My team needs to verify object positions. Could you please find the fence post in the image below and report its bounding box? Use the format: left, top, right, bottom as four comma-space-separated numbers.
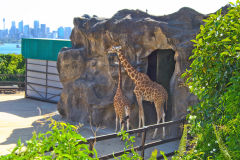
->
45, 60, 48, 99
89, 139, 94, 158
25, 58, 28, 97
141, 127, 147, 159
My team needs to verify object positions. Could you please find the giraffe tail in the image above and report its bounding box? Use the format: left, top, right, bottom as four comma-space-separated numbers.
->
165, 96, 168, 112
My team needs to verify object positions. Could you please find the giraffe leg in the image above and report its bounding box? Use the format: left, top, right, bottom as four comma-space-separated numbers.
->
152, 101, 163, 139
139, 109, 142, 128
120, 117, 124, 131
162, 111, 166, 138
136, 96, 145, 128
115, 116, 118, 133
124, 106, 130, 131
136, 95, 144, 137
127, 118, 130, 130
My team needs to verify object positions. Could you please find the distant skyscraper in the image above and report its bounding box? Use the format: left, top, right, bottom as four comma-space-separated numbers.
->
57, 27, 64, 39
40, 24, 46, 38
33, 20, 39, 37
64, 27, 71, 39
23, 25, 30, 38
9, 21, 17, 38
52, 31, 58, 39
46, 27, 50, 33
0, 29, 8, 39
18, 20, 23, 33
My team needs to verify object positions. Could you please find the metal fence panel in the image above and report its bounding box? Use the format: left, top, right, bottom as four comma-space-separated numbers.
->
25, 59, 62, 103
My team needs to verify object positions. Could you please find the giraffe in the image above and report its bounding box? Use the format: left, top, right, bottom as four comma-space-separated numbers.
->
108, 46, 168, 139
113, 56, 131, 132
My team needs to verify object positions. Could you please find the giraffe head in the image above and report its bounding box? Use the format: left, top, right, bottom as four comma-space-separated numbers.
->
108, 45, 139, 84
121, 105, 131, 128
107, 46, 122, 54
125, 105, 131, 119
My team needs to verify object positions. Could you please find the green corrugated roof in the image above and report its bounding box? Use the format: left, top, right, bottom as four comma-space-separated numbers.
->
22, 38, 72, 61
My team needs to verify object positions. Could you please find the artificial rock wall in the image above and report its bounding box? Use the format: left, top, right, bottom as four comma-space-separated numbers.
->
57, 8, 206, 133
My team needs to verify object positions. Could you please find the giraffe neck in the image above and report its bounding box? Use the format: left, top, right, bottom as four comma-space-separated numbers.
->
117, 51, 139, 83
117, 58, 122, 89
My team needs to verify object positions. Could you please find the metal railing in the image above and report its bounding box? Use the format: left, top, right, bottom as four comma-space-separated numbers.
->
25, 59, 62, 103
0, 74, 25, 93
79, 117, 186, 160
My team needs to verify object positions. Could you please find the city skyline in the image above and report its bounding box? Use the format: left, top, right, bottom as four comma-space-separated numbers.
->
0, 0, 233, 30
0, 19, 71, 32
0, 19, 72, 41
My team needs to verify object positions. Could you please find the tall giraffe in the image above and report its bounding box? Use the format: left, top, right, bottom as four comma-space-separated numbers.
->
108, 46, 168, 139
113, 56, 131, 132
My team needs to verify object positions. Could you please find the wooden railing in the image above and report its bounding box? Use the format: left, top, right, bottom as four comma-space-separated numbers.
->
0, 74, 25, 93
79, 117, 186, 160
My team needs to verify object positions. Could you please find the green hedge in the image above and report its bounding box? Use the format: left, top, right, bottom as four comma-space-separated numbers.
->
0, 54, 25, 81
182, 1, 240, 159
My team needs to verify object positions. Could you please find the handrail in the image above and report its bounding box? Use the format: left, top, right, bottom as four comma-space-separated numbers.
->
0, 74, 25, 92
80, 117, 186, 159
0, 74, 25, 77
0, 81, 25, 84
78, 117, 185, 144
45, 117, 186, 159
98, 136, 182, 160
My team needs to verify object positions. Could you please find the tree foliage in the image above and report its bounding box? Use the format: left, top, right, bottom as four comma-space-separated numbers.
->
0, 54, 25, 81
182, 1, 240, 159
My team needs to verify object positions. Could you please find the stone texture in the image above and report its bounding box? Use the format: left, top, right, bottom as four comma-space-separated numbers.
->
57, 7, 207, 130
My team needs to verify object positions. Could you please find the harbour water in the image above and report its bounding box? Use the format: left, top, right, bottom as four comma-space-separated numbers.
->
0, 43, 21, 54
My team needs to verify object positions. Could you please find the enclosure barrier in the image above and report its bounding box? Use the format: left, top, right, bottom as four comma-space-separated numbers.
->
21, 38, 71, 103
24, 58, 63, 103
0, 74, 25, 93
79, 117, 186, 160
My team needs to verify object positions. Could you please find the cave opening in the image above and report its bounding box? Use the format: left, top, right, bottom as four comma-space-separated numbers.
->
143, 49, 175, 125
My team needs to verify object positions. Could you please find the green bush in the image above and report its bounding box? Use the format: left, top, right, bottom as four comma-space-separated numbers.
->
0, 119, 170, 160
0, 54, 25, 81
182, 1, 240, 159
0, 119, 98, 160
116, 130, 142, 160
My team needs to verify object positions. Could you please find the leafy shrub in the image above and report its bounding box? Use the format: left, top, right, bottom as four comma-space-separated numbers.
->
172, 124, 188, 159
0, 118, 171, 160
116, 130, 142, 160
182, 1, 240, 159
0, 119, 97, 160
0, 54, 25, 81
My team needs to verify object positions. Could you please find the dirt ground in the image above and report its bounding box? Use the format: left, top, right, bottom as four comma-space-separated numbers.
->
0, 92, 179, 159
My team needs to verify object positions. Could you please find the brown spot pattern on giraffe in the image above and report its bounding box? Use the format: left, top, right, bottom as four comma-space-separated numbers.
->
114, 89, 131, 120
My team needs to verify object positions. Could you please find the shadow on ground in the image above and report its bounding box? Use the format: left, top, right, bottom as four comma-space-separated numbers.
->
0, 97, 56, 118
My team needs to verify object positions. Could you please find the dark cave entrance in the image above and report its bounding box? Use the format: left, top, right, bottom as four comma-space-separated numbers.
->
143, 49, 175, 125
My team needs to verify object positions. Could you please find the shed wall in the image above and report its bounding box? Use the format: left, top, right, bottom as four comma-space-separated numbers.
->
22, 38, 72, 61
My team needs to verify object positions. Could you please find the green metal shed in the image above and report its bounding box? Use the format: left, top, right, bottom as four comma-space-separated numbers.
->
22, 38, 72, 103
22, 38, 72, 61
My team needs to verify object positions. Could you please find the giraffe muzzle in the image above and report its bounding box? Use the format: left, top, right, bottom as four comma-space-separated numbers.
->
121, 115, 129, 124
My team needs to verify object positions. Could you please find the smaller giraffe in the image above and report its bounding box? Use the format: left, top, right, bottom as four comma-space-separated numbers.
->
113, 57, 131, 132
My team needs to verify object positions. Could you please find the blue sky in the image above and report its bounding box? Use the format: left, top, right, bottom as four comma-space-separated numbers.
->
0, 0, 233, 31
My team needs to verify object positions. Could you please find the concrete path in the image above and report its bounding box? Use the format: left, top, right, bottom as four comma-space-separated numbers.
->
0, 92, 57, 155
0, 92, 179, 158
